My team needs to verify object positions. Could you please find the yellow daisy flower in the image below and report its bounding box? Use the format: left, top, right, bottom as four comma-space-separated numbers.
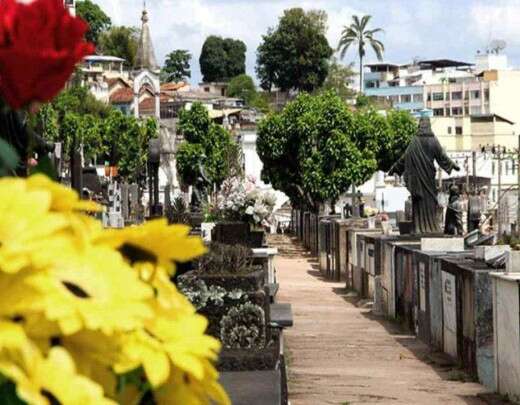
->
116, 310, 221, 388
0, 179, 68, 273
26, 174, 102, 213
154, 364, 231, 405
99, 219, 206, 273
25, 245, 153, 335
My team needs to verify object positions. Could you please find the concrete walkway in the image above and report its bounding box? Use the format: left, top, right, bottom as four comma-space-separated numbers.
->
271, 235, 494, 405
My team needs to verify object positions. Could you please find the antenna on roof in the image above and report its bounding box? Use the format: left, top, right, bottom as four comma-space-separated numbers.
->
488, 39, 507, 55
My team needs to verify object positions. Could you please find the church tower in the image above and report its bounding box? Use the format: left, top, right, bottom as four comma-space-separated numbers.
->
134, 6, 160, 73
132, 4, 160, 119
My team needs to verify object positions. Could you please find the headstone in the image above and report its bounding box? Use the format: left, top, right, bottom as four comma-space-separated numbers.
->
121, 183, 129, 221
475, 245, 511, 262
506, 251, 520, 273
421, 238, 464, 252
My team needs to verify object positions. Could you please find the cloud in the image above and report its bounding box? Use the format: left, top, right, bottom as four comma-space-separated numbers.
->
91, 0, 520, 84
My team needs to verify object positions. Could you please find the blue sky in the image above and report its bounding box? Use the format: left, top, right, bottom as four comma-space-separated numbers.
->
93, 0, 520, 85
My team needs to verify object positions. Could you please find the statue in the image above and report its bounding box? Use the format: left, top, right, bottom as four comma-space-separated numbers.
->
147, 138, 161, 216
445, 185, 464, 235
191, 157, 210, 211
0, 108, 53, 176
390, 117, 460, 235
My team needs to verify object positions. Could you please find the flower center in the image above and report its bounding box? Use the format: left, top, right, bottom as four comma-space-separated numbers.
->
62, 281, 90, 299
119, 243, 157, 265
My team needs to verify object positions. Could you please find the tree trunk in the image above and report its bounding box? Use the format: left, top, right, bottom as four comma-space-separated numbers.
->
359, 55, 364, 94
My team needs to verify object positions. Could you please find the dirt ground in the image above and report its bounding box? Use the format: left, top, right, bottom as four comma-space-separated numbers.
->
270, 235, 499, 405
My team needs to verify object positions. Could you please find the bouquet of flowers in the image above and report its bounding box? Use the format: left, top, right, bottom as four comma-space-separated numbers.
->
0, 1, 230, 404
214, 176, 276, 226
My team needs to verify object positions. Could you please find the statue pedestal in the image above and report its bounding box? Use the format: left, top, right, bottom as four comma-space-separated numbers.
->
421, 237, 464, 252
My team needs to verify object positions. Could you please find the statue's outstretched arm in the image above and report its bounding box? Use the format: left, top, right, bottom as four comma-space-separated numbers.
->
434, 138, 460, 174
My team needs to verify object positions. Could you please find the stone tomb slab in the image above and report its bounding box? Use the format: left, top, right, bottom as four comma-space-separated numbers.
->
220, 370, 281, 405
421, 237, 464, 252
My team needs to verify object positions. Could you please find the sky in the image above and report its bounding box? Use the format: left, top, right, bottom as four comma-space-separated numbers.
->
92, 0, 520, 85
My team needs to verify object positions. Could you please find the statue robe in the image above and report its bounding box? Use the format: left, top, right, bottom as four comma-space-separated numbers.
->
393, 134, 458, 234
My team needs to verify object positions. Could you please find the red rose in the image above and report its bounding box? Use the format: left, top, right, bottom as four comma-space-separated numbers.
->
0, 0, 95, 109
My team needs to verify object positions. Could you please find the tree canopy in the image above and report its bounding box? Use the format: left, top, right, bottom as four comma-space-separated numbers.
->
338, 15, 384, 92
256, 8, 333, 92
199, 36, 246, 83
227, 74, 256, 105
319, 57, 356, 100
257, 92, 417, 211
32, 86, 157, 183
76, 0, 112, 45
161, 50, 191, 83
98, 26, 139, 68
176, 103, 241, 189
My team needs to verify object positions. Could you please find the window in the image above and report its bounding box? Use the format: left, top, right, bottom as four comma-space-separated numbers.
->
471, 90, 481, 99
452, 91, 463, 100
366, 81, 377, 89
464, 107, 470, 115
413, 94, 423, 102
445, 108, 451, 117
427, 93, 432, 101
204, 87, 210, 93
506, 161, 510, 175
492, 161, 495, 176
448, 127, 452, 135
445, 93, 450, 101
433, 108, 444, 116
401, 94, 412, 103
484, 89, 490, 101
452, 107, 463, 116
389, 95, 399, 104
470, 106, 482, 115
455, 126, 463, 135
433, 92, 444, 101
464, 91, 470, 100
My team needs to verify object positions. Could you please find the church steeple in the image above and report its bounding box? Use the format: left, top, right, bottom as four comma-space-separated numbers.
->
134, 3, 159, 72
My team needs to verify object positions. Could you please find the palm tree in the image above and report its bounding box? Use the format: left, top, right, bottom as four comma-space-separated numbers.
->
338, 15, 384, 93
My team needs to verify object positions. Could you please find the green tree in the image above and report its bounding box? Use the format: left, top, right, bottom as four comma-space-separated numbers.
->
33, 86, 158, 182
98, 26, 139, 68
257, 92, 416, 212
199, 36, 246, 82
76, 0, 112, 45
227, 74, 257, 105
176, 103, 239, 188
320, 57, 356, 100
338, 15, 385, 93
161, 50, 191, 83
256, 8, 333, 92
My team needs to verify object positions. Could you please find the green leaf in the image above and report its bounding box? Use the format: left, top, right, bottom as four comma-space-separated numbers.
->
0, 379, 27, 405
0, 138, 19, 177
29, 155, 58, 180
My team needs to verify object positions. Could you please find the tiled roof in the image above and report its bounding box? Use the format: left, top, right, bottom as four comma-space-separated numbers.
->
161, 82, 187, 92
110, 87, 133, 104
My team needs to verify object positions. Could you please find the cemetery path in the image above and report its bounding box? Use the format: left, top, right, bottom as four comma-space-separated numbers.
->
270, 235, 493, 405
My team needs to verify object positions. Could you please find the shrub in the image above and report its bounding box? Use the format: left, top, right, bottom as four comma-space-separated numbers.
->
220, 303, 266, 349
198, 243, 254, 274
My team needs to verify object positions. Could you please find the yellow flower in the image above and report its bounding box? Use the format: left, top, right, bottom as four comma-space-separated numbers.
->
0, 321, 115, 405
116, 310, 221, 388
154, 364, 231, 405
26, 174, 102, 213
26, 245, 153, 335
0, 179, 68, 273
99, 219, 206, 273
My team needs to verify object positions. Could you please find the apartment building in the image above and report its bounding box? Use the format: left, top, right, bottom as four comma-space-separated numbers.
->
365, 55, 520, 151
